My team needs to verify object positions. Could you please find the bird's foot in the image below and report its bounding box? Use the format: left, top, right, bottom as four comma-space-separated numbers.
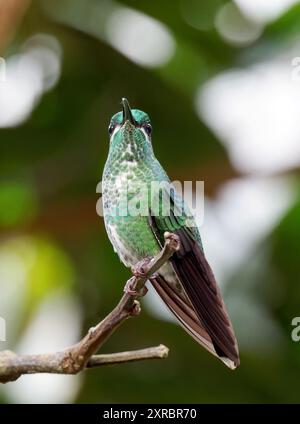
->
124, 277, 148, 297
131, 258, 158, 279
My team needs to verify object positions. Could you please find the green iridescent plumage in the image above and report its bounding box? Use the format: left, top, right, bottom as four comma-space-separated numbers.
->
102, 98, 239, 369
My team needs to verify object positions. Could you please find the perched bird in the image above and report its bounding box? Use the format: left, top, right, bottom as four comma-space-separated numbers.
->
102, 98, 239, 369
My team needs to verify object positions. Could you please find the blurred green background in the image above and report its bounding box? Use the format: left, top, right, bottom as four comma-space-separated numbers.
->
1, 0, 300, 403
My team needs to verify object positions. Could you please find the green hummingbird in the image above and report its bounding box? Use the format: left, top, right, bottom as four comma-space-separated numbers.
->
102, 98, 239, 369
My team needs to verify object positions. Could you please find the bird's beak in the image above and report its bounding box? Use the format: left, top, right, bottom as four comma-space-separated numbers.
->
121, 98, 136, 126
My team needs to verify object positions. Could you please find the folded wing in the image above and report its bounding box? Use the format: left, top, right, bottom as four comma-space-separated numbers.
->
149, 186, 239, 369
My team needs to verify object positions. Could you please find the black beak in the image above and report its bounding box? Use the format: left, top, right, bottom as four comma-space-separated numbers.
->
121, 98, 136, 125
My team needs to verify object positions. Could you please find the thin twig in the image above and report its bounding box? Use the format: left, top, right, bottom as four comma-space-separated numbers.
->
0, 232, 180, 383
86, 345, 169, 367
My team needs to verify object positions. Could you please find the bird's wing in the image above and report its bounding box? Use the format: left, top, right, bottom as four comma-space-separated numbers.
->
149, 185, 239, 369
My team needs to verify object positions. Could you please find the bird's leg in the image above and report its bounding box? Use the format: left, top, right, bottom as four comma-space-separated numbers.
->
131, 258, 158, 280
124, 258, 158, 297
124, 277, 148, 297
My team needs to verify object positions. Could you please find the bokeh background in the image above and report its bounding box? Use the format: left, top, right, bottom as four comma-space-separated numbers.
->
1, 0, 300, 403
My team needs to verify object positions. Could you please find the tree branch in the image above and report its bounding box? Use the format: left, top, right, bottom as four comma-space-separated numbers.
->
0, 232, 180, 383
86, 345, 169, 367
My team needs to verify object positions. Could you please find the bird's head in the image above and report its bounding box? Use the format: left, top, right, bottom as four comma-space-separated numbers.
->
107, 98, 153, 162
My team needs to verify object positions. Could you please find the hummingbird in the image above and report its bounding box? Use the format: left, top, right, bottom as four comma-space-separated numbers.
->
102, 98, 239, 369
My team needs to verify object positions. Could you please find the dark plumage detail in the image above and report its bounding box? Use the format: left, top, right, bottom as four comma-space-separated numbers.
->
149, 216, 240, 369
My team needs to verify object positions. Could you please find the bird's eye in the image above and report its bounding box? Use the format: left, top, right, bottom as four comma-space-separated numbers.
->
108, 123, 115, 136
144, 123, 152, 136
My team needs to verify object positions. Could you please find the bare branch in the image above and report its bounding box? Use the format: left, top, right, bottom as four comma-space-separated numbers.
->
86, 345, 169, 367
0, 232, 180, 383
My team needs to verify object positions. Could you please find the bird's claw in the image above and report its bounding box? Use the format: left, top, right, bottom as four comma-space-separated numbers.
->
131, 258, 157, 279
124, 277, 148, 297
125, 258, 159, 296
164, 231, 180, 251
